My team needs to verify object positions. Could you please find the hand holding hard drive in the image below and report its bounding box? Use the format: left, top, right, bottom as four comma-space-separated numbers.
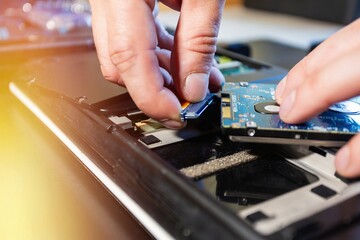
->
275, 19, 360, 178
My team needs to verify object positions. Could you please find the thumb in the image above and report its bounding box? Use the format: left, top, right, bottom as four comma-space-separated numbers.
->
171, 0, 225, 102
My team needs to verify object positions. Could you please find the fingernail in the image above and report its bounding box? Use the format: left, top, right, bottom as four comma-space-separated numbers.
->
335, 146, 350, 173
184, 73, 208, 102
160, 119, 186, 129
279, 90, 296, 119
275, 76, 287, 104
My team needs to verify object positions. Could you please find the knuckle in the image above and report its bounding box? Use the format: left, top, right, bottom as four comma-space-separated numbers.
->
110, 47, 137, 74
184, 28, 218, 56
299, 55, 313, 78
300, 68, 332, 108
287, 55, 313, 83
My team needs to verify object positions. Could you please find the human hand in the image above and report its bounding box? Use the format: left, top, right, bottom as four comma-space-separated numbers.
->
275, 19, 360, 178
89, 0, 225, 128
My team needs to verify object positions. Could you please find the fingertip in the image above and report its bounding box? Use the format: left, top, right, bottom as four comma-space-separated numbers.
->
279, 90, 296, 122
335, 135, 360, 178
335, 146, 350, 176
184, 73, 209, 102
275, 76, 287, 104
209, 67, 225, 92
160, 119, 187, 129
128, 78, 183, 126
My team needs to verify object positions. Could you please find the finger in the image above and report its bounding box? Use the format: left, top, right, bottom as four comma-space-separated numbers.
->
104, 0, 184, 127
154, 47, 223, 93
335, 134, 360, 178
155, 48, 175, 89
209, 66, 225, 92
279, 47, 360, 123
171, 0, 226, 102
155, 47, 172, 71
276, 19, 360, 104
88, 0, 120, 83
155, 18, 174, 51
158, 0, 224, 94
159, 67, 174, 89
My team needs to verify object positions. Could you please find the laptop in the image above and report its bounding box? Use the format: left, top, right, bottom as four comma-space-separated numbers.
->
10, 46, 360, 239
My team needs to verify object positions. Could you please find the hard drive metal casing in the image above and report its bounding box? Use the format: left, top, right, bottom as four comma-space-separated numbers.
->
221, 82, 360, 146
